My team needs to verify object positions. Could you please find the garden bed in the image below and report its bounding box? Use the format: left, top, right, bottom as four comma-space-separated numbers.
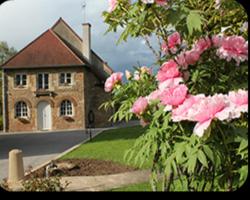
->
25, 159, 137, 179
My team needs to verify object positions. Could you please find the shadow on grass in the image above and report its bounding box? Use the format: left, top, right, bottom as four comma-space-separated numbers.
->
86, 125, 147, 144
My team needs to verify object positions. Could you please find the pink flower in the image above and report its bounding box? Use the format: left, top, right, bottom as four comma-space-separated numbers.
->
156, 60, 180, 82
212, 35, 223, 47
108, 0, 118, 13
125, 70, 132, 80
104, 72, 123, 92
147, 89, 163, 102
184, 50, 201, 65
172, 94, 205, 122
161, 41, 169, 54
226, 89, 248, 118
186, 94, 229, 137
229, 89, 248, 106
217, 36, 248, 64
191, 94, 228, 123
141, 66, 152, 75
175, 52, 188, 69
134, 71, 140, 81
156, 0, 168, 6
159, 84, 188, 107
168, 32, 181, 49
131, 97, 149, 115
158, 77, 183, 91
194, 37, 211, 54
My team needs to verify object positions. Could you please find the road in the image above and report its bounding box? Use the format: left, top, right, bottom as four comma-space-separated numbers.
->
0, 129, 99, 181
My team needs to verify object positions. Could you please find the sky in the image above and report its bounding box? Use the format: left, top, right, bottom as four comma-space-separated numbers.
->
0, 0, 158, 73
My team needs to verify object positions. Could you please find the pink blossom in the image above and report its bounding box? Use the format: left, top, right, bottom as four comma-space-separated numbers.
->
147, 89, 163, 102
125, 70, 132, 80
158, 77, 183, 91
171, 94, 205, 122
217, 36, 248, 64
175, 52, 188, 69
156, 60, 180, 82
226, 89, 248, 118
168, 32, 181, 49
194, 37, 211, 54
159, 84, 188, 107
190, 94, 228, 123
193, 119, 212, 137
108, 0, 118, 13
141, 66, 152, 75
134, 71, 140, 81
161, 41, 169, 54
212, 35, 223, 47
104, 72, 123, 92
184, 50, 201, 65
131, 97, 149, 115
155, 0, 168, 6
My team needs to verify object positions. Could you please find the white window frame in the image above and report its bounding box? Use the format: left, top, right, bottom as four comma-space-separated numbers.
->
15, 73, 27, 88
60, 100, 74, 117
37, 73, 49, 90
15, 101, 29, 118
59, 73, 73, 86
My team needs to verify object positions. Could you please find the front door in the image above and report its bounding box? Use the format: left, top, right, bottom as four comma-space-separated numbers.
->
37, 101, 52, 131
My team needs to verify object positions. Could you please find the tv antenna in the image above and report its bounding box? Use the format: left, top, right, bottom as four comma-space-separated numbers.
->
81, 1, 87, 23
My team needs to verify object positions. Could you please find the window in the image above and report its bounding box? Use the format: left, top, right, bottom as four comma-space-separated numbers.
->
38, 73, 49, 89
15, 101, 28, 118
59, 73, 72, 85
15, 74, 27, 87
60, 100, 73, 116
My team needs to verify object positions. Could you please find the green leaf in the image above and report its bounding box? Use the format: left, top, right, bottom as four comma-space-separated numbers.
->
197, 150, 208, 168
203, 145, 214, 164
186, 10, 204, 35
187, 154, 197, 174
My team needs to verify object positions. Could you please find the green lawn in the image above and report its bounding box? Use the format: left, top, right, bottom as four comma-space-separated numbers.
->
110, 182, 153, 192
61, 125, 152, 169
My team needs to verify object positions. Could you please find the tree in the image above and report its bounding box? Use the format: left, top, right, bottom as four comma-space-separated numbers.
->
0, 41, 17, 65
101, 0, 248, 191
0, 41, 17, 129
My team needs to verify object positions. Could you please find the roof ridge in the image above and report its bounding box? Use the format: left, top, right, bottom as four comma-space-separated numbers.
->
51, 17, 83, 42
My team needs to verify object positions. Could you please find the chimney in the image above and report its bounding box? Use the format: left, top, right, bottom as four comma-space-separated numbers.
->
82, 23, 91, 64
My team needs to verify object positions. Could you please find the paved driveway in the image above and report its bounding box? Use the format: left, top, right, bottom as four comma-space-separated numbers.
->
0, 130, 99, 181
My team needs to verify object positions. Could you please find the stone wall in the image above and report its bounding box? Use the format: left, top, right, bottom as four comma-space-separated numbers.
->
84, 68, 113, 128
5, 67, 85, 132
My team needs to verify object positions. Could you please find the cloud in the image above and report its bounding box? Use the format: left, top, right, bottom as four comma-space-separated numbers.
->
0, 0, 157, 73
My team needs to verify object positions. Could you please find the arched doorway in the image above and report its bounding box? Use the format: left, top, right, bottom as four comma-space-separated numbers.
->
37, 101, 52, 131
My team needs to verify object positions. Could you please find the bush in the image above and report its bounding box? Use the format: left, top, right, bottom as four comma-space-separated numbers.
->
21, 176, 70, 192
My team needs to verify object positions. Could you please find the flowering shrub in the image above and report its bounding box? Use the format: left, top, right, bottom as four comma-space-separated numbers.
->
101, 0, 248, 191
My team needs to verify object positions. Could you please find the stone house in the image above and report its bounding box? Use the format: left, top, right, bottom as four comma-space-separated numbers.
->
1, 18, 113, 132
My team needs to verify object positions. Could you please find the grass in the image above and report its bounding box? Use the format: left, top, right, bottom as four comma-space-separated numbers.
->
61, 125, 153, 169
110, 181, 164, 192
110, 182, 153, 192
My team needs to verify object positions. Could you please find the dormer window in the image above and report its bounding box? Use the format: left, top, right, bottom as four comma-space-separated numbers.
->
15, 74, 27, 87
59, 73, 72, 86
